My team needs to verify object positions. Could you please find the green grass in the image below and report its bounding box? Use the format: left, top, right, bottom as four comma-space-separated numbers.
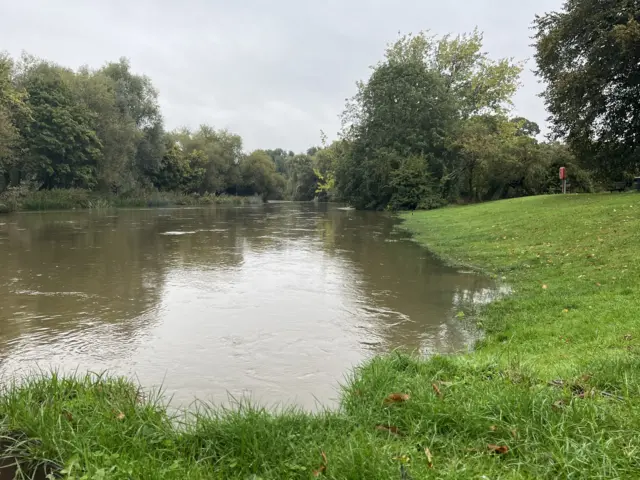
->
2, 193, 640, 478
0, 189, 262, 213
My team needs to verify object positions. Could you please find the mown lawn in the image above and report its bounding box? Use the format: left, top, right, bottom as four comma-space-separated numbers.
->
1, 193, 639, 479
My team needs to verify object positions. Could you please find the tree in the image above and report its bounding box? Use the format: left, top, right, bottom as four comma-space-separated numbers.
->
152, 141, 189, 191
168, 125, 243, 194
0, 54, 30, 190
240, 150, 285, 200
385, 30, 523, 118
534, 0, 640, 178
338, 58, 456, 209
511, 117, 541, 137
72, 66, 139, 192
456, 115, 506, 201
285, 154, 317, 201
16, 58, 102, 189
100, 58, 165, 181
265, 148, 295, 175
336, 30, 522, 209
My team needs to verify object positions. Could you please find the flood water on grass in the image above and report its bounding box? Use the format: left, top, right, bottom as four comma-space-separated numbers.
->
0, 203, 495, 409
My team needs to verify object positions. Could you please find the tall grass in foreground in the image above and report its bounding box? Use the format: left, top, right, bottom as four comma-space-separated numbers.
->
1, 356, 639, 479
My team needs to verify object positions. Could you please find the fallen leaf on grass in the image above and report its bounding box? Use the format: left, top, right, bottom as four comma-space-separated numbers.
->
562, 309, 569, 313
424, 447, 433, 468
511, 429, 518, 439
115, 411, 125, 421
312, 452, 328, 477
542, 284, 548, 289
384, 393, 410, 404
376, 425, 402, 436
63, 411, 73, 422
432, 383, 442, 397
487, 444, 509, 455
596, 283, 601, 287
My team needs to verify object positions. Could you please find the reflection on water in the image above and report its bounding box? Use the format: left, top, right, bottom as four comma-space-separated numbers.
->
0, 203, 495, 409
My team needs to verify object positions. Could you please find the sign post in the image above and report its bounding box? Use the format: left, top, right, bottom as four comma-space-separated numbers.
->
559, 167, 567, 194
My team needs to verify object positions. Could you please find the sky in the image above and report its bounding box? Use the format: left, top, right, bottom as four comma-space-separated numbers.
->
1, 0, 564, 152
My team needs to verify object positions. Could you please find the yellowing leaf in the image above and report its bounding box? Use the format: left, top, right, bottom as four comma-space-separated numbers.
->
424, 447, 433, 468
432, 383, 442, 397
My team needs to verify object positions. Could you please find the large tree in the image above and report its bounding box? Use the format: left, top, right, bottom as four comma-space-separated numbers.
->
72, 66, 139, 192
239, 150, 285, 200
0, 54, 30, 190
534, 0, 640, 178
100, 58, 165, 182
16, 58, 102, 189
168, 125, 243, 194
336, 30, 522, 209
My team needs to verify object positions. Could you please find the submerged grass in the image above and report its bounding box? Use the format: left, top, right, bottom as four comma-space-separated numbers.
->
0, 189, 262, 213
1, 193, 640, 478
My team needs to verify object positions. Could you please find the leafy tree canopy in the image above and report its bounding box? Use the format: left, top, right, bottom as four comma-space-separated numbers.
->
534, 0, 640, 177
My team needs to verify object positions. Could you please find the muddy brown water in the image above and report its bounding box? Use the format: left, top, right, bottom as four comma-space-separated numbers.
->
0, 203, 496, 409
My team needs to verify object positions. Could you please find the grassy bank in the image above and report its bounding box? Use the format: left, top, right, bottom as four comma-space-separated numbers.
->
2, 194, 639, 478
0, 189, 262, 213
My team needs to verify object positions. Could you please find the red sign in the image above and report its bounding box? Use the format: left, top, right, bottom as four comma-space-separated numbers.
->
559, 167, 566, 180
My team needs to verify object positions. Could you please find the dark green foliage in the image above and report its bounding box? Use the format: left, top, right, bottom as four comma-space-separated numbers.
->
332, 30, 576, 210
330, 28, 601, 210
239, 150, 285, 200
0, 54, 283, 203
151, 142, 191, 192
100, 58, 165, 183
284, 154, 318, 201
388, 155, 436, 210
337, 56, 456, 209
534, 0, 640, 178
18, 62, 102, 189
265, 148, 295, 175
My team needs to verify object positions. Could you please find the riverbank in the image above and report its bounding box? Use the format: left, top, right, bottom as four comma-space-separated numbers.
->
1, 193, 639, 478
0, 189, 262, 213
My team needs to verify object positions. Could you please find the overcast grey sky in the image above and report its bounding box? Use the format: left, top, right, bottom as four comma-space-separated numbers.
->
1, 0, 563, 151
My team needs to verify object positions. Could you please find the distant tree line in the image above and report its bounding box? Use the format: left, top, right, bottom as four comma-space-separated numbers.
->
0, 55, 286, 201
2, 0, 637, 210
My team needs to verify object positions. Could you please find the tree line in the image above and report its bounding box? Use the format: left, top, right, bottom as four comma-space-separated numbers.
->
1, 0, 638, 210
0, 55, 286, 201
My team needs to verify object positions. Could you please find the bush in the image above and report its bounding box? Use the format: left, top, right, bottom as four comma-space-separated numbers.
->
388, 155, 438, 211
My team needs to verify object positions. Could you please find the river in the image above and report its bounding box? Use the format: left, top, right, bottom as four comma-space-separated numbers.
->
0, 203, 495, 409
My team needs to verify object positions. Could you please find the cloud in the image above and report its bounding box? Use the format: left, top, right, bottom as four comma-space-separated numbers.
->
1, 0, 564, 151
